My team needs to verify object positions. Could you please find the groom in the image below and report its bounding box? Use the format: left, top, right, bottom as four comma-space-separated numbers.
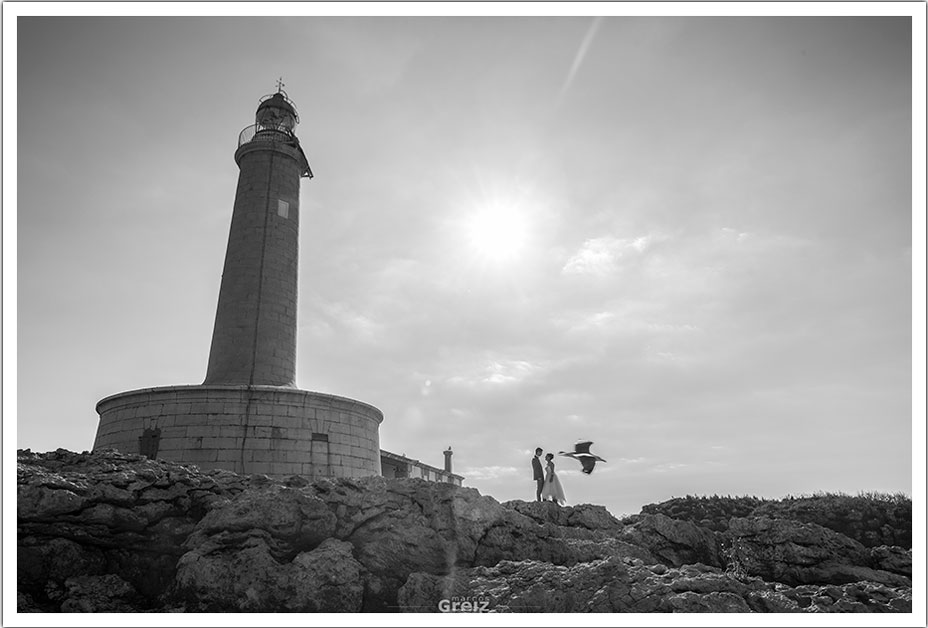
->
532, 447, 544, 501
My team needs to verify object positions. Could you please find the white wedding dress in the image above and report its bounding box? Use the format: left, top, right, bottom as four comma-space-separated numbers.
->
541, 461, 566, 505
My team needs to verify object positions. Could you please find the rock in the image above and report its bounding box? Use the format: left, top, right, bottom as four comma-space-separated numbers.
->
173, 536, 363, 612
16, 449, 914, 613
18, 484, 86, 518
172, 473, 581, 611
617, 513, 721, 567
399, 557, 633, 613
665, 591, 752, 612
502, 500, 623, 532
287, 539, 365, 612
17, 591, 42, 613
80, 502, 148, 532
643, 494, 912, 550
781, 581, 912, 613
170, 486, 350, 610
725, 517, 909, 587
18, 537, 106, 587
190, 485, 336, 549
751, 495, 912, 549
57, 574, 141, 612
103, 548, 180, 600
308, 476, 509, 609
399, 558, 805, 613
309, 476, 631, 608
870, 545, 911, 578
744, 589, 803, 612
470, 514, 582, 570
17, 449, 240, 608
564, 536, 657, 565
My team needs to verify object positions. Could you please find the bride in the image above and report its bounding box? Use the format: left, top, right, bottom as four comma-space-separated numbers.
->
540, 453, 567, 505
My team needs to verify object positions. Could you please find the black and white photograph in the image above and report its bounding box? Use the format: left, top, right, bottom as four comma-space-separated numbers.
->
5, 2, 925, 624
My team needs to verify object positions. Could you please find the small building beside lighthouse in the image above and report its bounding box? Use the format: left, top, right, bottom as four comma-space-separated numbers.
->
93, 88, 398, 481
381, 447, 463, 486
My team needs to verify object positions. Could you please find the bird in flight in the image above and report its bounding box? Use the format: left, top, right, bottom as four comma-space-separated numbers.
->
558, 440, 606, 474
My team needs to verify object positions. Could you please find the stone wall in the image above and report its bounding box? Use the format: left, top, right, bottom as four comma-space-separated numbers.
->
94, 385, 382, 478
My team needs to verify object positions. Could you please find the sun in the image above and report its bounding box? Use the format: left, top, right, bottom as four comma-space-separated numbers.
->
465, 206, 528, 262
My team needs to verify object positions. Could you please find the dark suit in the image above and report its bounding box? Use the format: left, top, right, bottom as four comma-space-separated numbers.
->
532, 455, 544, 501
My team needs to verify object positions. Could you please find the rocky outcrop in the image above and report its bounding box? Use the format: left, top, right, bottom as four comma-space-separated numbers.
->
617, 513, 721, 567
641, 494, 912, 549
502, 499, 623, 532
171, 486, 359, 611
174, 535, 364, 612
397, 557, 910, 613
306, 475, 510, 609
17, 448, 246, 608
17, 449, 912, 613
869, 545, 912, 578
723, 517, 910, 588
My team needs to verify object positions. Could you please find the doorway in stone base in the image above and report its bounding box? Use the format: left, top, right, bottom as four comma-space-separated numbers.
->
138, 427, 161, 459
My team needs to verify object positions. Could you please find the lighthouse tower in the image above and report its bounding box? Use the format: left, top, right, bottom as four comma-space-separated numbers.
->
204, 90, 309, 387
93, 88, 383, 479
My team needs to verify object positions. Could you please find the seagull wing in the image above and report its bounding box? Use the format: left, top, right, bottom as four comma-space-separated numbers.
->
574, 441, 592, 455
580, 457, 596, 474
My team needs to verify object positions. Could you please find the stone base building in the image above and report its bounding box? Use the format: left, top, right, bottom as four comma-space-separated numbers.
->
95, 385, 382, 479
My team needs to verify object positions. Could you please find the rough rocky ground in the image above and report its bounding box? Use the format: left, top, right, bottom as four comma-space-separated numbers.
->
17, 449, 912, 613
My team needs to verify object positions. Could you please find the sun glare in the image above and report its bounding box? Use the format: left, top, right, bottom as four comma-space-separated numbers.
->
466, 206, 528, 262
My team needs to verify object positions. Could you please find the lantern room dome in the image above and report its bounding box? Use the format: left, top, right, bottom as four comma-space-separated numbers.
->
255, 91, 299, 131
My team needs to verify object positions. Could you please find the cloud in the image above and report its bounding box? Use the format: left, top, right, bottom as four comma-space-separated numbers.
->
445, 356, 543, 389
482, 360, 535, 385
308, 301, 384, 344
561, 234, 663, 276
561, 236, 622, 276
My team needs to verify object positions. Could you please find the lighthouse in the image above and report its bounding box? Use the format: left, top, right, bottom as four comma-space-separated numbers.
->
205, 90, 310, 387
93, 88, 384, 479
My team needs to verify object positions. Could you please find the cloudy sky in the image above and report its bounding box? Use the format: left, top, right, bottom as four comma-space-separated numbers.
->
9, 6, 923, 519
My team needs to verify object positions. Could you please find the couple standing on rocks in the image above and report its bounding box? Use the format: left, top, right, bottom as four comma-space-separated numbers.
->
532, 447, 567, 505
